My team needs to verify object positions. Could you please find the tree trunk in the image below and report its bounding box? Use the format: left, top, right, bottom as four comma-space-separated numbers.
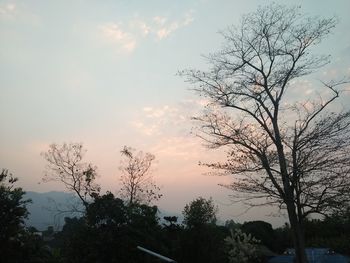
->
273, 120, 308, 263
286, 200, 308, 263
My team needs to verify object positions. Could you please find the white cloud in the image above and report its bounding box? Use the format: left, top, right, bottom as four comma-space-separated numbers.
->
154, 11, 194, 40
130, 99, 206, 137
183, 11, 195, 26
157, 22, 179, 40
139, 22, 151, 36
143, 107, 153, 112
150, 136, 202, 160
131, 120, 160, 136
153, 16, 167, 26
99, 10, 195, 53
131, 105, 181, 136
0, 3, 41, 25
0, 3, 16, 19
305, 89, 314, 95
100, 23, 136, 53
143, 105, 178, 118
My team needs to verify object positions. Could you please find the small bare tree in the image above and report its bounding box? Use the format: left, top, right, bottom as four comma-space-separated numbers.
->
42, 143, 100, 210
119, 146, 162, 206
181, 4, 349, 263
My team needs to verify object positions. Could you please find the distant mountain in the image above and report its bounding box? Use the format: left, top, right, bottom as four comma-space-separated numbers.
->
23, 191, 184, 230
24, 191, 82, 231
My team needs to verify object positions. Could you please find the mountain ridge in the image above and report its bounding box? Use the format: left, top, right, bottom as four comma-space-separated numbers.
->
24, 191, 183, 230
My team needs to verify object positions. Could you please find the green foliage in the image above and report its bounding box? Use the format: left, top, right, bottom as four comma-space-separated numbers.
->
57, 195, 230, 263
161, 216, 182, 260
304, 215, 350, 255
178, 197, 227, 263
0, 169, 56, 262
57, 192, 164, 263
0, 169, 30, 243
241, 221, 275, 251
17, 231, 56, 263
55, 217, 94, 263
3, 169, 346, 263
0, 169, 30, 261
179, 224, 228, 263
225, 219, 241, 230
183, 197, 218, 228
127, 203, 159, 230
225, 229, 260, 263
273, 223, 293, 253
86, 192, 127, 227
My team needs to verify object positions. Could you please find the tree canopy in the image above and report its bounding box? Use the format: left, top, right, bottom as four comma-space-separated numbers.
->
181, 4, 349, 263
0, 169, 54, 262
183, 197, 218, 228
0, 169, 30, 249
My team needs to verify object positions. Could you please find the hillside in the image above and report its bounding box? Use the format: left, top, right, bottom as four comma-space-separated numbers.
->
24, 191, 81, 230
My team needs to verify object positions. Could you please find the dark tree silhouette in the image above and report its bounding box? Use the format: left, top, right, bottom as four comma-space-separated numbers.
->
183, 197, 217, 228
181, 4, 349, 263
181, 197, 228, 263
0, 169, 53, 262
57, 192, 164, 263
42, 143, 100, 209
0, 169, 30, 249
119, 146, 162, 205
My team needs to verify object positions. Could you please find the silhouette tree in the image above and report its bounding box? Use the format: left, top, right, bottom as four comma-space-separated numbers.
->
241, 221, 275, 251
181, 4, 349, 262
181, 197, 227, 263
58, 192, 164, 263
42, 143, 100, 209
183, 197, 217, 228
0, 169, 53, 262
119, 146, 162, 205
0, 169, 30, 253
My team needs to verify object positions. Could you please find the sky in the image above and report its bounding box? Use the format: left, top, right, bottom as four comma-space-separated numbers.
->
1, 0, 349, 226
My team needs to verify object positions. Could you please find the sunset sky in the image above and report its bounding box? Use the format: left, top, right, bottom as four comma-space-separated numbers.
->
1, 0, 349, 226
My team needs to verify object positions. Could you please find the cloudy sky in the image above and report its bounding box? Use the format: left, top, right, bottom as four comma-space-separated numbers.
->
1, 0, 349, 226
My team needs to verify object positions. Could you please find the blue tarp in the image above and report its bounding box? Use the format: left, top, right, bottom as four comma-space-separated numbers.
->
268, 248, 350, 263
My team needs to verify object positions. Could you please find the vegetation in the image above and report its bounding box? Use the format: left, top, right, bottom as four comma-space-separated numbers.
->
183, 197, 217, 228
119, 146, 162, 205
41, 143, 100, 210
1, 168, 350, 262
181, 3, 350, 262
0, 169, 54, 262
225, 229, 260, 263
1, 3, 349, 263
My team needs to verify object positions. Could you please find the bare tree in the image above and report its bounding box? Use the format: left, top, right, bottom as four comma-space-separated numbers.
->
181, 4, 350, 263
42, 143, 100, 210
119, 146, 162, 205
